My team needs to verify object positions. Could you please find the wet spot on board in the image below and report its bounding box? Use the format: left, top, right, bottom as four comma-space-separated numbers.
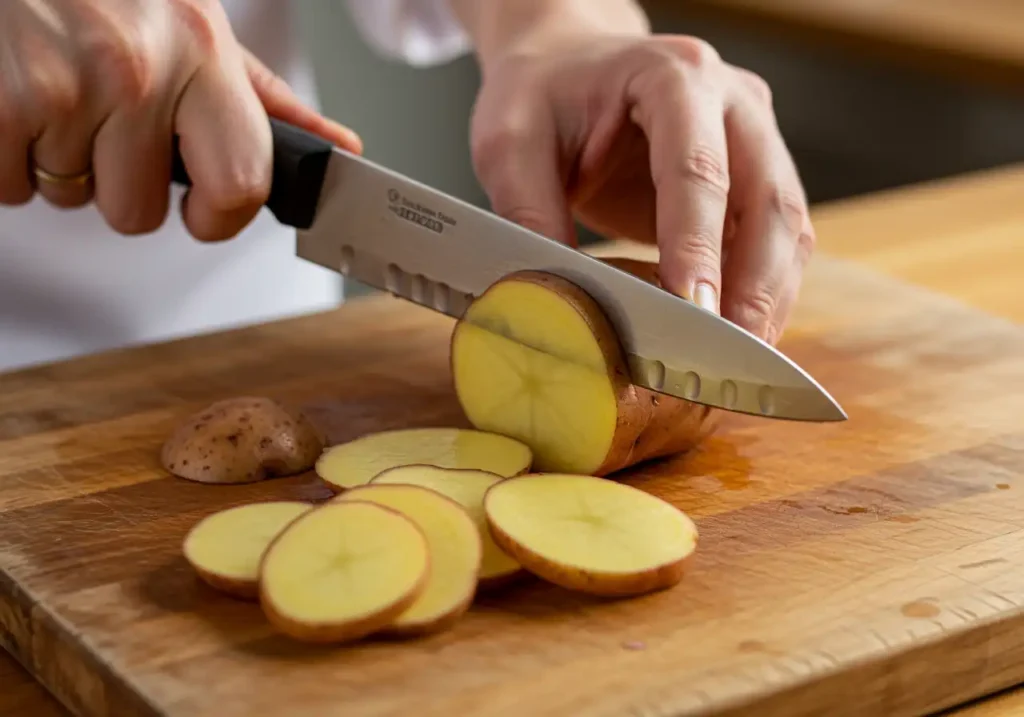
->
996, 483, 1011, 490
901, 599, 941, 619
737, 639, 765, 653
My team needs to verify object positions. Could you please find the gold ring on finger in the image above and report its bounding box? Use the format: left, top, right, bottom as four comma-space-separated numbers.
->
33, 165, 94, 187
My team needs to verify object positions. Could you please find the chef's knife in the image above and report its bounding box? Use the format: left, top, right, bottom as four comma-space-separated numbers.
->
171, 118, 846, 422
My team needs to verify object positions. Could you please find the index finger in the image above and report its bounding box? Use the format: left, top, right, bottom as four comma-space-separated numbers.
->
626, 51, 730, 314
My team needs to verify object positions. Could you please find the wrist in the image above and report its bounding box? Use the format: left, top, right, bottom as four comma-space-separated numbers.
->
448, 0, 650, 70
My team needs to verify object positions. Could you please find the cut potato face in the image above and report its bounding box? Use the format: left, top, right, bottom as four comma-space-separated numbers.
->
316, 427, 532, 492
451, 271, 716, 476
484, 474, 698, 597
334, 484, 482, 635
452, 279, 618, 474
162, 396, 323, 484
259, 501, 430, 644
371, 465, 523, 587
183, 501, 312, 599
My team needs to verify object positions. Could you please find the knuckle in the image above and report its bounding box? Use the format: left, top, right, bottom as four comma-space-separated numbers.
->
795, 222, 817, 265
649, 57, 689, 94
735, 288, 776, 324
170, 0, 221, 55
28, 64, 83, 121
738, 68, 773, 106
210, 166, 271, 213
626, 43, 679, 73
666, 36, 721, 70
768, 183, 808, 234
677, 146, 730, 199
91, 28, 158, 105
673, 230, 722, 269
630, 47, 689, 95
470, 118, 531, 177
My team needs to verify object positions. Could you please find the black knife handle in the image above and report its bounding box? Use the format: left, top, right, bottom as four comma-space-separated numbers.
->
170, 117, 333, 230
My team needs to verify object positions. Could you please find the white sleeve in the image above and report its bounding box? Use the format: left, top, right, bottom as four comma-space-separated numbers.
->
344, 0, 471, 67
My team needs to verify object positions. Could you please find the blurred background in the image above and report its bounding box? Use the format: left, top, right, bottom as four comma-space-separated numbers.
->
294, 1, 1024, 295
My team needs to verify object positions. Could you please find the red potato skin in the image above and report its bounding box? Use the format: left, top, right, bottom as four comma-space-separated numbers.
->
452, 266, 718, 477
256, 502, 431, 644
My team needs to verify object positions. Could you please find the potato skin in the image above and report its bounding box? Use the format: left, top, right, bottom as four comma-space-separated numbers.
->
161, 397, 324, 484
189, 564, 261, 601
458, 269, 717, 476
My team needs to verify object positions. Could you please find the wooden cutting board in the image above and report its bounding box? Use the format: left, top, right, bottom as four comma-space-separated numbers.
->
2, 244, 1024, 717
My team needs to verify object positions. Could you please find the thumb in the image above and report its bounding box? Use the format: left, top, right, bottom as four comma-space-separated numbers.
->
471, 110, 577, 246
243, 49, 364, 155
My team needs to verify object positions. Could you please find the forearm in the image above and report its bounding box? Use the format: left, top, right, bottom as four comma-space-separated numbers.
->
447, 0, 650, 69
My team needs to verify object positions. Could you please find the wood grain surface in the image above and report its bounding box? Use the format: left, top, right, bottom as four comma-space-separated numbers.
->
0, 651, 65, 716
662, 0, 1024, 89
4, 164, 1024, 716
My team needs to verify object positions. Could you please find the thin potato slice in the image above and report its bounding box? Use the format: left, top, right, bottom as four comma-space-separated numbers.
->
259, 501, 430, 644
183, 501, 312, 599
334, 484, 482, 636
371, 465, 523, 588
316, 427, 532, 492
484, 474, 698, 597
451, 271, 716, 475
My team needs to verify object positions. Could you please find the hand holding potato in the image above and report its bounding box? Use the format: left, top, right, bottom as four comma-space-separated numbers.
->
452, 0, 814, 346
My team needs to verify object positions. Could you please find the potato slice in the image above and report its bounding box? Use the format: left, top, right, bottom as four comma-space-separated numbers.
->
162, 397, 323, 484
451, 270, 717, 475
259, 501, 430, 644
316, 427, 532, 492
334, 484, 482, 636
371, 465, 523, 588
484, 474, 697, 597
183, 501, 312, 599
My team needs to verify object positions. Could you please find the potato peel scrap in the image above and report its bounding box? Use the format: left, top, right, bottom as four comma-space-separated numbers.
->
162, 397, 323, 484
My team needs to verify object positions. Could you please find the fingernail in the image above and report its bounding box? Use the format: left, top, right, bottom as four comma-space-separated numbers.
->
694, 282, 719, 314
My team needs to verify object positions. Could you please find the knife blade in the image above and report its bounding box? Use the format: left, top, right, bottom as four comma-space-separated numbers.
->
172, 119, 846, 422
